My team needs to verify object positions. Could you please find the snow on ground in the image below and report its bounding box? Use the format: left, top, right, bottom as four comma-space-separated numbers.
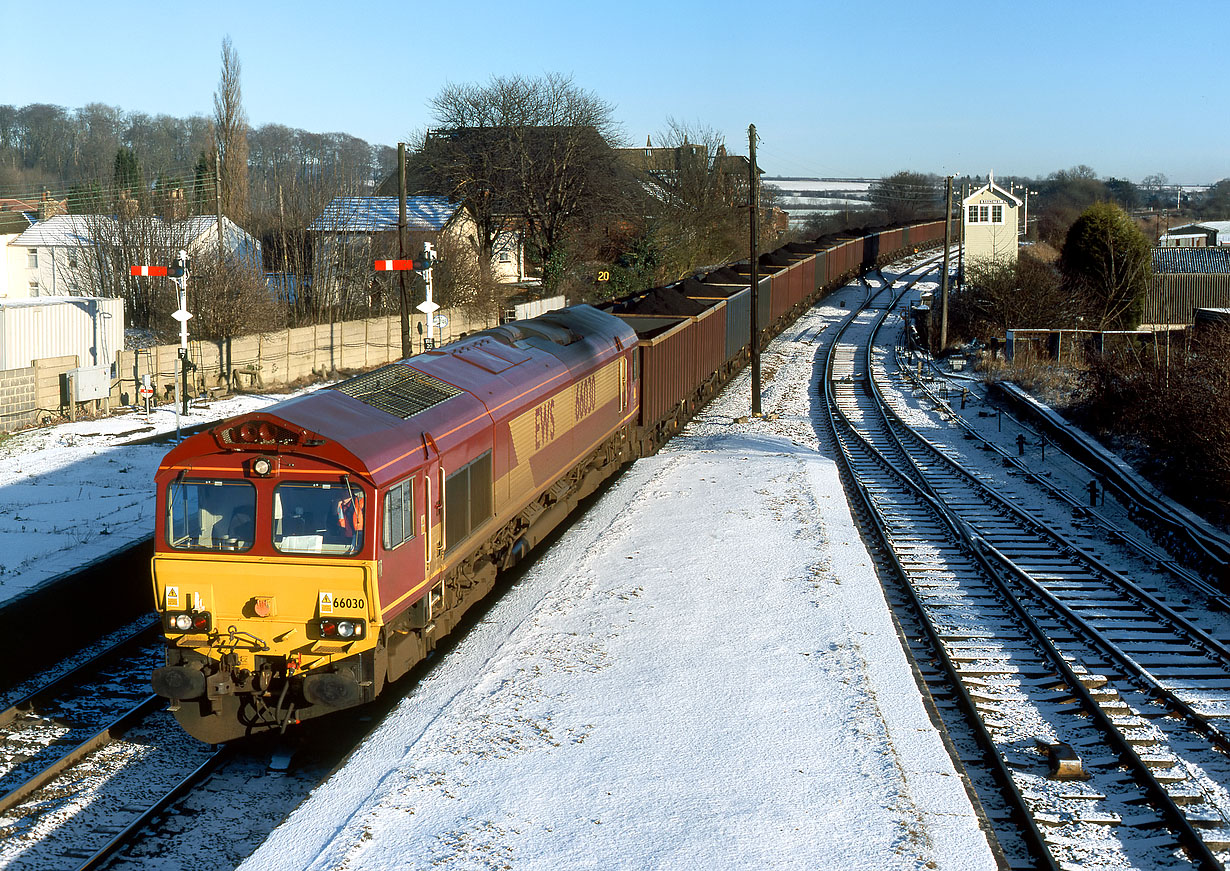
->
240, 285, 996, 871
0, 390, 319, 601
0, 266, 998, 868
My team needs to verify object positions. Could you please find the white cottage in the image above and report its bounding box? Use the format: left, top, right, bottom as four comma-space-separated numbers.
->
962, 174, 1022, 267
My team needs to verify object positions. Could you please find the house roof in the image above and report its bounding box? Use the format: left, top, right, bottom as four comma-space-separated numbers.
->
1153, 247, 1230, 274
308, 197, 458, 233
11, 214, 231, 248
961, 173, 1023, 208
0, 197, 43, 212
1162, 221, 1230, 239
10, 215, 97, 247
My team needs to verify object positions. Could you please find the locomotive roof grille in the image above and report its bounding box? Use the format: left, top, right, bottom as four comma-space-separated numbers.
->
331, 363, 463, 419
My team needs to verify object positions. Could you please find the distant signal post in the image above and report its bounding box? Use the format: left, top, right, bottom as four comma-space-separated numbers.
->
376, 242, 439, 351
130, 249, 192, 439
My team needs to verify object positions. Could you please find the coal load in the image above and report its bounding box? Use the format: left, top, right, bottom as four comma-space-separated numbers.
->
616, 285, 708, 317
703, 266, 746, 285
759, 250, 791, 269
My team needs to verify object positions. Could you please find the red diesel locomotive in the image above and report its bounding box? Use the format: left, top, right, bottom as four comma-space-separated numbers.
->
151, 305, 638, 742
151, 221, 946, 742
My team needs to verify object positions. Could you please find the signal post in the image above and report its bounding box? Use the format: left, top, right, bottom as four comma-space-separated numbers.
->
376, 242, 438, 353
130, 249, 191, 439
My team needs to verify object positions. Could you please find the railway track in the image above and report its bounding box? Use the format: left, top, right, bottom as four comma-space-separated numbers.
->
825, 266, 1230, 869
0, 619, 225, 869
0, 613, 366, 870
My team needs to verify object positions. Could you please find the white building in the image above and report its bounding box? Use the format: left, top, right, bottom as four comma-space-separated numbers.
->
962, 174, 1022, 267
1159, 221, 1230, 247
4, 214, 260, 300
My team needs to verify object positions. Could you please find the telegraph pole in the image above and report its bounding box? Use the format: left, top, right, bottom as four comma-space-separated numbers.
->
939, 175, 953, 353
749, 124, 761, 416
397, 143, 411, 358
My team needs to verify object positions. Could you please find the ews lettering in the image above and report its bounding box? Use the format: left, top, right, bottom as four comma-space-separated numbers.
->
534, 399, 556, 450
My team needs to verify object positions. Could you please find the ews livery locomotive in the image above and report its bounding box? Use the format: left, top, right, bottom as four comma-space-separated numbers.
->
151, 221, 946, 742
151, 306, 637, 742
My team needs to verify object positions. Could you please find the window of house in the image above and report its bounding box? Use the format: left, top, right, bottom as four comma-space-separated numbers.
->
27, 248, 37, 268
29, 281, 39, 297
498, 250, 511, 263
967, 205, 980, 223
382, 478, 415, 550
979, 205, 990, 222
991, 205, 1003, 223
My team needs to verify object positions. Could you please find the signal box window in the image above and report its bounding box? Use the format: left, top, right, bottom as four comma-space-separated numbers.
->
274, 481, 365, 556
444, 451, 492, 554
383, 478, 415, 550
166, 479, 256, 552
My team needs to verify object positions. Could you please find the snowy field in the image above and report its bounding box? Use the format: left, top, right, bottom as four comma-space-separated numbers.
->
0, 390, 317, 602
763, 179, 874, 224
763, 178, 875, 194
239, 276, 997, 870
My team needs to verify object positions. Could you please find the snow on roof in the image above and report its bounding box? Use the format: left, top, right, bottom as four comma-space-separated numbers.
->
10, 214, 224, 248
307, 197, 458, 233
10, 215, 98, 247
1166, 221, 1230, 238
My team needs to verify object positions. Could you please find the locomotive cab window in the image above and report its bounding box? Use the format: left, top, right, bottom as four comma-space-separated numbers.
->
443, 451, 492, 554
273, 481, 366, 556
382, 478, 415, 550
166, 479, 256, 552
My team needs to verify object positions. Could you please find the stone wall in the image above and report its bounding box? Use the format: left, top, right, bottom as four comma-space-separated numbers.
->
0, 307, 496, 432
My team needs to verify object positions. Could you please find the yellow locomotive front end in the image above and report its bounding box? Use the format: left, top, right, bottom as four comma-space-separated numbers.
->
151, 415, 382, 743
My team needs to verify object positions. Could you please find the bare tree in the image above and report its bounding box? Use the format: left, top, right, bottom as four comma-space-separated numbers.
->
212, 36, 249, 225
422, 73, 625, 295
623, 120, 749, 283
868, 171, 942, 223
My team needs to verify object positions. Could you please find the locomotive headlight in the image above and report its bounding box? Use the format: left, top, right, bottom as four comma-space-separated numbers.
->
251, 456, 274, 476
166, 611, 212, 633
318, 618, 365, 639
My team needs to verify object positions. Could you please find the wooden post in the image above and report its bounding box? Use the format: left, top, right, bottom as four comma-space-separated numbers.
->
749, 124, 761, 416
398, 143, 411, 359
939, 175, 954, 353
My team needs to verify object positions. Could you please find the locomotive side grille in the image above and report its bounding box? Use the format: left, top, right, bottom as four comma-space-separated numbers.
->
331, 364, 462, 419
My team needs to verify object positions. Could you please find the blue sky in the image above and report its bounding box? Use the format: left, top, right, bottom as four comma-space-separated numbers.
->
8, 0, 1226, 183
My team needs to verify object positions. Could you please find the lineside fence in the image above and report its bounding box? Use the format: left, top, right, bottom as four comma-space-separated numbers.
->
0, 308, 494, 434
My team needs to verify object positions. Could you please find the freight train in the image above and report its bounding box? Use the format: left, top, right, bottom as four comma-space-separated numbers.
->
150, 220, 945, 743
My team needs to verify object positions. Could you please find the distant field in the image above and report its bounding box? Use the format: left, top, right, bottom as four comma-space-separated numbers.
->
764, 177, 875, 220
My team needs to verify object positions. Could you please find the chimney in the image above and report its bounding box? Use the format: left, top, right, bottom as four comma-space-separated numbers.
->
168, 187, 186, 221
118, 190, 139, 219
38, 189, 63, 221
